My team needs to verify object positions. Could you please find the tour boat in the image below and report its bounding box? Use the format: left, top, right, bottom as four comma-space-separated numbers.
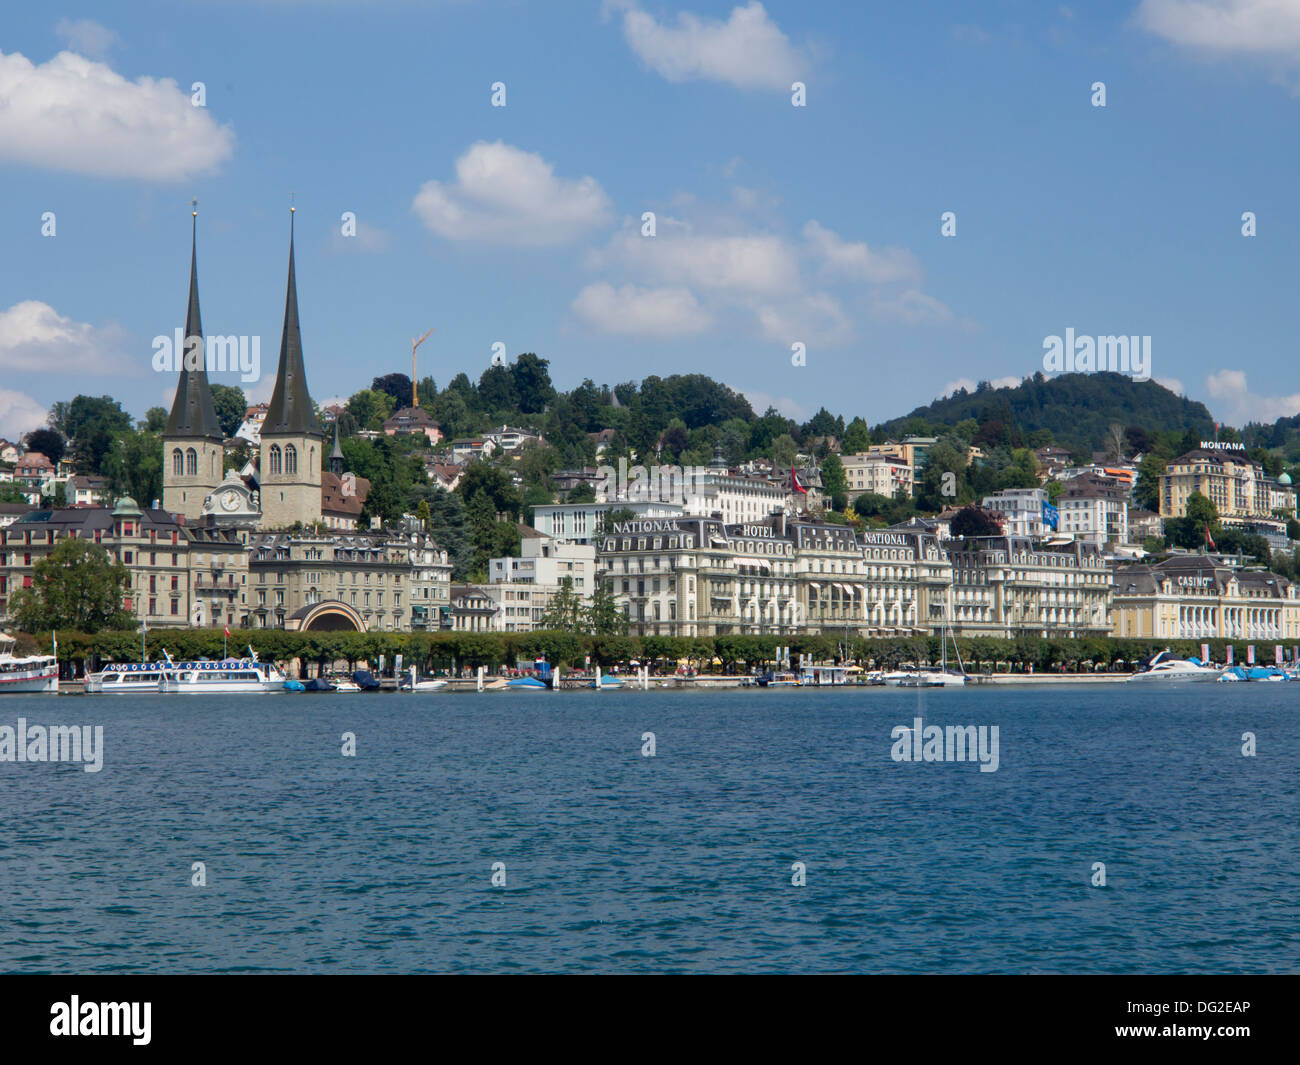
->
85, 655, 288, 694
756, 671, 800, 687
1126, 650, 1220, 683
0, 650, 59, 693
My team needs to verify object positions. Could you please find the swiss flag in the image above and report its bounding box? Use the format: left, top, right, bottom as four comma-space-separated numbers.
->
791, 467, 807, 494
224, 625, 231, 637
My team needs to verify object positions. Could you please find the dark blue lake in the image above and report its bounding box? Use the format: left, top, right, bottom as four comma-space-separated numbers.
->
0, 685, 1296, 973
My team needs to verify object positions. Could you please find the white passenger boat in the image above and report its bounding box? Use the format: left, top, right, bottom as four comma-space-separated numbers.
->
0, 651, 59, 693
85, 655, 288, 694
1126, 650, 1220, 683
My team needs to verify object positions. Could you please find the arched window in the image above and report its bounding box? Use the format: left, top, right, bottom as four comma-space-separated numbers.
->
211, 452, 217, 477
186, 448, 197, 476
172, 448, 184, 475
309, 447, 315, 476
285, 444, 297, 475
269, 445, 282, 475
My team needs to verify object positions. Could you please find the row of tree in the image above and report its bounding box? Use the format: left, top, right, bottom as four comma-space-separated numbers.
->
20, 626, 1269, 677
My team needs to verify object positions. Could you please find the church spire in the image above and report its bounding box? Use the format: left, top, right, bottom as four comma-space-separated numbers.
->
329, 417, 344, 475
264, 204, 320, 436
164, 201, 223, 439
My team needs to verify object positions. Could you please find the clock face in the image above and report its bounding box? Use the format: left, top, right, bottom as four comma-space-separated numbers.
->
220, 490, 240, 512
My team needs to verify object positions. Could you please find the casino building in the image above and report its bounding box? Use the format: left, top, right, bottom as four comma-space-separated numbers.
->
1111, 555, 1300, 641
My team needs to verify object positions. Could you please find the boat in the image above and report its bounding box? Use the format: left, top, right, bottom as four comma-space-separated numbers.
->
0, 650, 59, 693
398, 671, 448, 692
284, 678, 306, 692
332, 678, 362, 693
302, 677, 337, 692
506, 676, 548, 690
591, 675, 623, 689
351, 669, 382, 691
85, 655, 288, 694
1126, 650, 1221, 683
756, 670, 800, 687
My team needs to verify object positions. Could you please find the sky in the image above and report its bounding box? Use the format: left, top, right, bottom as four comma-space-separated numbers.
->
2, 0, 1299, 441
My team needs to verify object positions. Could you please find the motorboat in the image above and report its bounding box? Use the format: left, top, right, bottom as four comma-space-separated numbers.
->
302, 677, 337, 692
85, 655, 288, 694
0, 650, 58, 693
351, 669, 382, 691
1126, 650, 1220, 682
506, 676, 548, 691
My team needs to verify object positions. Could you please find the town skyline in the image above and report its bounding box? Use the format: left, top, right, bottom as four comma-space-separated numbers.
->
5, 1, 1300, 441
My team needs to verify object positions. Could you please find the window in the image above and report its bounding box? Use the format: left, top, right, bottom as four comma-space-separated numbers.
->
285, 444, 297, 474
172, 448, 184, 475
269, 445, 282, 475
186, 448, 198, 475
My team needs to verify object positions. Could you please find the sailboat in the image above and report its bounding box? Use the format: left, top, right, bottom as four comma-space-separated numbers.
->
898, 607, 967, 687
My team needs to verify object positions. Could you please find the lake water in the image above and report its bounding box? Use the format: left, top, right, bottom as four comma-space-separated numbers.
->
0, 685, 1296, 974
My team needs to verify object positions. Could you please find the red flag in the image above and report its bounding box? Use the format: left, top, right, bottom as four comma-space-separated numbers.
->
224, 625, 231, 637
1205, 524, 1215, 550
791, 467, 807, 494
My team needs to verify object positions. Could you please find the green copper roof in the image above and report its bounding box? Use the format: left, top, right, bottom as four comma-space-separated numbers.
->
263, 211, 321, 437
164, 213, 223, 440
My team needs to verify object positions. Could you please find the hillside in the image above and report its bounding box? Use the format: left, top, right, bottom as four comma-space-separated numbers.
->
879, 372, 1215, 458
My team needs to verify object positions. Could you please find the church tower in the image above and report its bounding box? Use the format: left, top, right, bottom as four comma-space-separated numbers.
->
163, 204, 225, 520
259, 207, 322, 529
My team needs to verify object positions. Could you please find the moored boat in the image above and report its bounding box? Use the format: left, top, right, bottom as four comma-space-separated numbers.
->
85, 655, 288, 694
0, 651, 59, 693
1126, 650, 1220, 683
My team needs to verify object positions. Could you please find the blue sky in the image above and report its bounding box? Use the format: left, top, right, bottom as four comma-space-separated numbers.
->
2, 0, 1299, 440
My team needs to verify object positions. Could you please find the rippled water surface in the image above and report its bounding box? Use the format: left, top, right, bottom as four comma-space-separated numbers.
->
0, 685, 1296, 973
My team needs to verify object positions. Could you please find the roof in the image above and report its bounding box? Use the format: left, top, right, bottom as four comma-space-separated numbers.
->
384, 406, 437, 428
262, 213, 321, 438
321, 471, 370, 517
164, 214, 223, 440
16, 452, 53, 469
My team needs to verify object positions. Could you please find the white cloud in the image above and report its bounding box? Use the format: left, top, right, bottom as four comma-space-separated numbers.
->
331, 220, 391, 253
1137, 0, 1300, 59
740, 389, 808, 420
0, 49, 234, 181
54, 18, 119, 59
1206, 368, 1300, 422
591, 223, 798, 296
412, 141, 612, 246
0, 390, 47, 440
942, 375, 1021, 397
868, 288, 955, 325
755, 292, 851, 346
0, 301, 128, 374
803, 220, 922, 285
572, 283, 712, 337
611, 1, 803, 89
1156, 376, 1185, 395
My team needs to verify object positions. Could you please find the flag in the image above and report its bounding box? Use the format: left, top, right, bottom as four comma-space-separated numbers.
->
791, 467, 807, 494
1205, 524, 1216, 550
1042, 501, 1059, 531
224, 626, 231, 637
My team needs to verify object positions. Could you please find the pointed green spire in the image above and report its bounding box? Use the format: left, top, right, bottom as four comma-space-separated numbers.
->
264, 206, 320, 436
165, 205, 223, 439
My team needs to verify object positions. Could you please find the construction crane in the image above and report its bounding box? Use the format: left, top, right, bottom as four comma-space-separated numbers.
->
411, 328, 434, 406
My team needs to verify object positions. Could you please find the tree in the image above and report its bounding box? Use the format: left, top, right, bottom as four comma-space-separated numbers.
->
820, 454, 848, 500
842, 417, 871, 454
24, 428, 66, 466
64, 395, 131, 475
539, 577, 585, 631
1134, 453, 1167, 512
770, 433, 797, 471
144, 407, 169, 433
346, 389, 396, 431
0, 483, 27, 504
10, 538, 134, 633
424, 488, 472, 580
209, 384, 247, 438
586, 581, 629, 635
371, 373, 413, 409
950, 506, 1003, 538
510, 353, 555, 414
594, 507, 637, 538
